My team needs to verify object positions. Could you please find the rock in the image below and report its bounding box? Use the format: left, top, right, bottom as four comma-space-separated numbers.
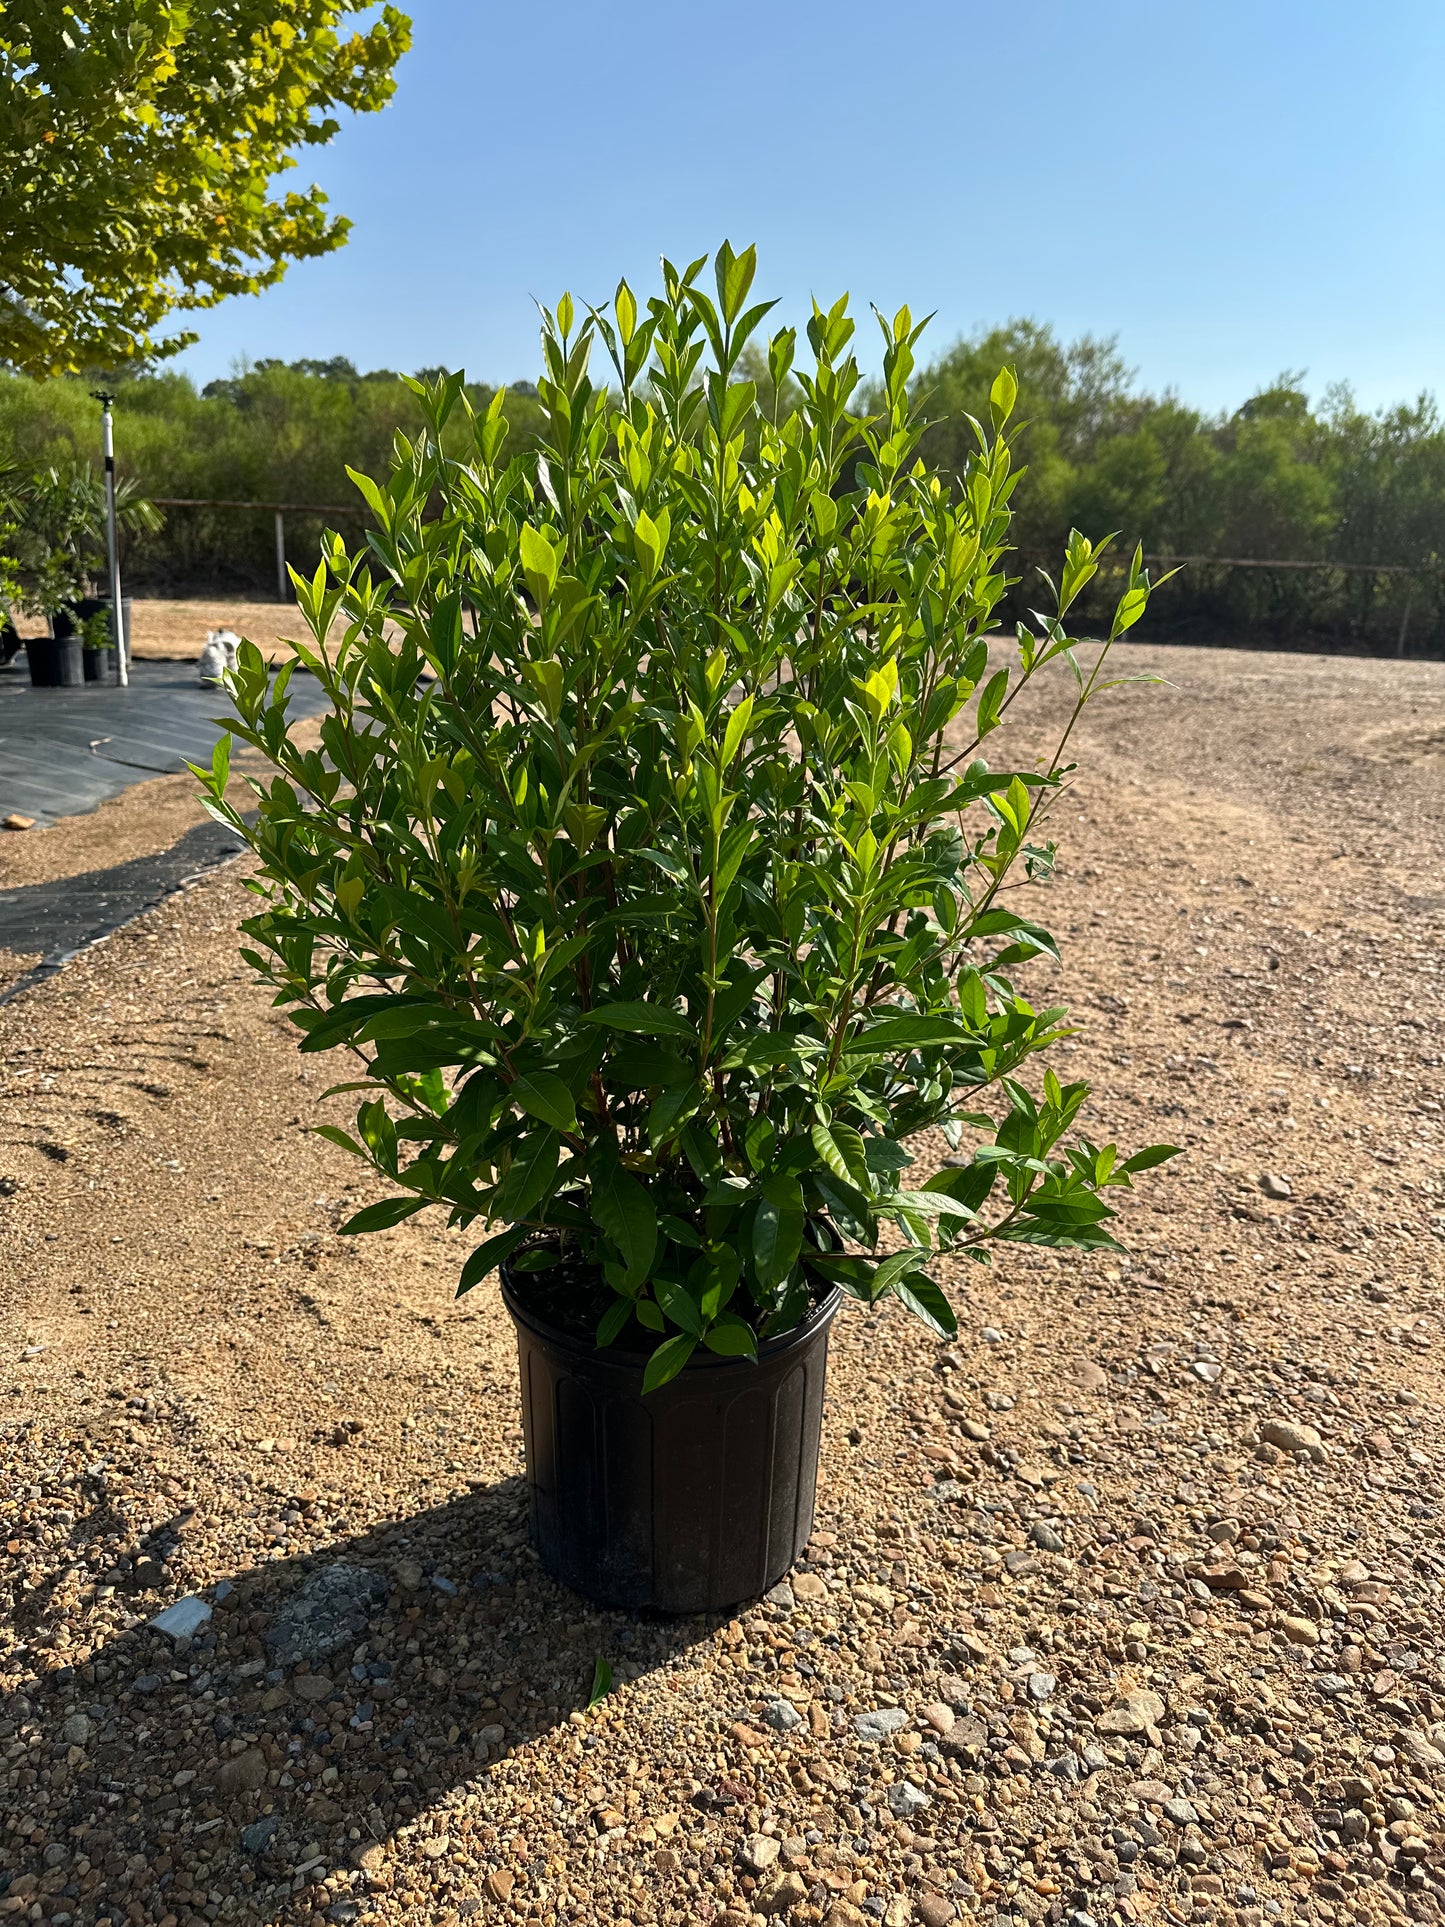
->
149, 1595, 213, 1641
1315, 1673, 1350, 1699
486, 1867, 516, 1902
1097, 1689, 1166, 1736
216, 1747, 268, 1793
1207, 1519, 1240, 1544
132, 1672, 162, 1695
1027, 1671, 1057, 1703
1, 812, 36, 832
740, 1832, 781, 1873
824, 1905, 868, 1927
1030, 1522, 1065, 1552
1132, 1779, 1174, 1805
294, 1673, 335, 1701
59, 1713, 91, 1746
793, 1571, 829, 1602
762, 1698, 802, 1733
765, 1580, 795, 1610
263, 1563, 388, 1666
759, 1871, 809, 1915
962, 1418, 990, 1441
886, 1780, 931, 1818
1069, 1360, 1110, 1395
854, 1581, 894, 1609
1004, 1550, 1040, 1577
1281, 1615, 1320, 1646
422, 1836, 449, 1859
1394, 1730, 1445, 1767
1164, 1797, 1200, 1826
1259, 1172, 1293, 1200
1259, 1416, 1326, 1462
855, 1706, 909, 1742
921, 1701, 957, 1734
1191, 1360, 1222, 1383
395, 1559, 423, 1590
241, 1816, 280, 1854
916, 1899, 957, 1927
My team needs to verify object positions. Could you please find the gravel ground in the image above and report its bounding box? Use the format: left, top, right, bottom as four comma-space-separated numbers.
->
1, 642, 1444, 1927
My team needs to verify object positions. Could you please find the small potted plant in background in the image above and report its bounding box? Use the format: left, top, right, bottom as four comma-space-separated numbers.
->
8, 463, 157, 686
201, 245, 1178, 1613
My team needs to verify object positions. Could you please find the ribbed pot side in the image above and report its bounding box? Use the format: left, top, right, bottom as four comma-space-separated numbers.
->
501, 1270, 841, 1614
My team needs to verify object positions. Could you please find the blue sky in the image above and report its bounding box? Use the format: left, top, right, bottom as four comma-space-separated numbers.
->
172, 0, 1445, 416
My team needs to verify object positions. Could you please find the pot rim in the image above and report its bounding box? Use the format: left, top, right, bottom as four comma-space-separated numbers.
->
500, 1261, 843, 1372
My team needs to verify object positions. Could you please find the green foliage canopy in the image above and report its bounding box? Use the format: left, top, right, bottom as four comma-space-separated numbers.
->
0, 0, 411, 377
199, 245, 1178, 1390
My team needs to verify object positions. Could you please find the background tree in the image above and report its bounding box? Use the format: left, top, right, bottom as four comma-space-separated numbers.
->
0, 0, 411, 377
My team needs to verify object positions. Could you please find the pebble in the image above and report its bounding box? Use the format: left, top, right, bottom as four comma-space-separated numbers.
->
149, 1593, 213, 1640
915, 1898, 957, 1927
855, 1706, 910, 1742
765, 1579, 796, 1609
886, 1780, 932, 1818
1259, 1171, 1294, 1199
1027, 1670, 1057, 1702
215, 1745, 268, 1793
762, 1697, 802, 1732
1069, 1359, 1110, 1394
1258, 1416, 1327, 1461
1164, 1797, 1200, 1825
1030, 1521, 1065, 1551
1280, 1614, 1320, 1645
793, 1571, 829, 1601
740, 1831, 781, 1872
241, 1816, 280, 1854
1097, 1689, 1166, 1736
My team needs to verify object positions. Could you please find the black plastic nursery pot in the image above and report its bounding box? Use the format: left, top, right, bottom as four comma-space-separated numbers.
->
27, 633, 84, 687
82, 645, 111, 683
501, 1262, 842, 1614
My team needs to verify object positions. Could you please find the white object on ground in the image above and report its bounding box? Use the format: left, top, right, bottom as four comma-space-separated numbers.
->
149, 1595, 213, 1640
199, 628, 241, 686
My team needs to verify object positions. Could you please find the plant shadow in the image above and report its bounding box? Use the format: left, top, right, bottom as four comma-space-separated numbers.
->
2, 1476, 725, 1925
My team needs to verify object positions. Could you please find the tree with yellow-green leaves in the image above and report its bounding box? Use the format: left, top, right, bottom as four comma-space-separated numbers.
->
0, 1, 411, 378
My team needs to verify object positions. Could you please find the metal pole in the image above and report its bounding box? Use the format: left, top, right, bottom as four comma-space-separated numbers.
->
91, 391, 128, 686
274, 509, 287, 602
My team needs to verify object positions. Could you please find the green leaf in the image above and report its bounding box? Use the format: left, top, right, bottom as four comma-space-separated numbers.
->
457, 1225, 530, 1297
1120, 1143, 1183, 1173
975, 668, 1009, 736
340, 1195, 428, 1235
703, 1312, 758, 1361
511, 1071, 578, 1134
587, 1657, 613, 1708
582, 1002, 699, 1040
752, 1174, 805, 1288
588, 1145, 657, 1282
595, 1296, 632, 1347
519, 523, 559, 606
843, 1013, 971, 1054
811, 1120, 869, 1190
494, 1129, 561, 1220
892, 1270, 958, 1339
642, 1333, 696, 1394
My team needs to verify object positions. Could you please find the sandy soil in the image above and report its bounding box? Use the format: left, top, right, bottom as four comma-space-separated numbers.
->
1, 644, 1444, 1927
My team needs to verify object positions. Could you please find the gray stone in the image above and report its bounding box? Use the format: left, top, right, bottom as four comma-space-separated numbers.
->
241, 1816, 280, 1854
59, 1713, 91, 1746
263, 1563, 388, 1667
1164, 1797, 1200, 1826
764, 1580, 795, 1610
1027, 1671, 1058, 1703
1259, 1172, 1293, 1200
149, 1595, 212, 1641
1069, 1359, 1110, 1395
886, 1781, 931, 1818
1045, 1751, 1081, 1782
1097, 1690, 1165, 1737
1394, 1729, 1445, 1767
855, 1706, 909, 1743
132, 1673, 161, 1695
762, 1698, 802, 1733
1030, 1523, 1065, 1553
1004, 1550, 1041, 1577
1315, 1673, 1349, 1698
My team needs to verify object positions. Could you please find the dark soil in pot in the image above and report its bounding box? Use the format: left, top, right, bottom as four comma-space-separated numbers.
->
501, 1252, 842, 1614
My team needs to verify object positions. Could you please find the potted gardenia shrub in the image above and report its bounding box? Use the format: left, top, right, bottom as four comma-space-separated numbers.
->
200, 246, 1177, 1612
8, 464, 157, 687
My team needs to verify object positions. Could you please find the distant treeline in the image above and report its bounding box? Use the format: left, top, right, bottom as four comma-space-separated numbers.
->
3, 327, 1442, 654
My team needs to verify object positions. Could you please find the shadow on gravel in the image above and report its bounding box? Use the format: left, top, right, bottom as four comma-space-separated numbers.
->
0, 819, 250, 1005
1, 1477, 722, 1924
